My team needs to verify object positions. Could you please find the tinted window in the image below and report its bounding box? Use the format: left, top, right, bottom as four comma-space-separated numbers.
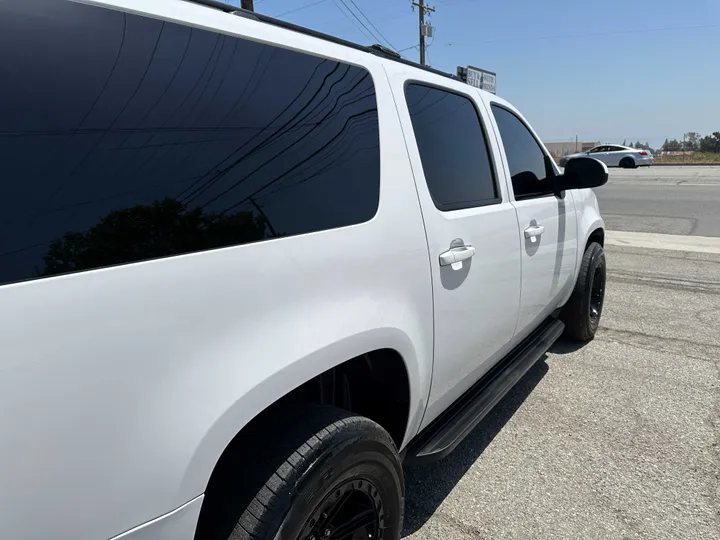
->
405, 84, 498, 211
0, 0, 380, 286
491, 104, 553, 199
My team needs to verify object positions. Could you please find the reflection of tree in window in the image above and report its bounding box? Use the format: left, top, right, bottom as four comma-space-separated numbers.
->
0, 0, 380, 286
39, 199, 269, 276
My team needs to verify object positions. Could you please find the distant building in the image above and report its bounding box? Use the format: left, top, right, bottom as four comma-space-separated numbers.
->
544, 141, 599, 158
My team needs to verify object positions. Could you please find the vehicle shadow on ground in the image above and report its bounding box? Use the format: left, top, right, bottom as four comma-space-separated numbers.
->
401, 358, 550, 537
548, 339, 586, 355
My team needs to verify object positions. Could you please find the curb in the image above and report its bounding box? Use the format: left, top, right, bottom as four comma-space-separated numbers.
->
653, 162, 720, 167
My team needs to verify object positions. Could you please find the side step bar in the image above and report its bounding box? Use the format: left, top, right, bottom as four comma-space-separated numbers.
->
405, 317, 564, 466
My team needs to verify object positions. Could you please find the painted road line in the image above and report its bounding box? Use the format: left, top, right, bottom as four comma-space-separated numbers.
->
606, 231, 720, 254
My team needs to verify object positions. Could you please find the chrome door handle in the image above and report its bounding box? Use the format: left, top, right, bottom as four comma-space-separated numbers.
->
524, 225, 545, 237
439, 245, 476, 266
524, 225, 545, 243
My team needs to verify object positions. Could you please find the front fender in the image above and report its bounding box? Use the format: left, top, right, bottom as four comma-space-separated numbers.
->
561, 188, 605, 306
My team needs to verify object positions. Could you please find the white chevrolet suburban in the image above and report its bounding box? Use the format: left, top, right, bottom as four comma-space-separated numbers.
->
0, 1, 608, 539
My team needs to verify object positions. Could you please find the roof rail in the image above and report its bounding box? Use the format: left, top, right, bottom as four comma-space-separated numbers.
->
185, 0, 239, 13
182, 0, 458, 82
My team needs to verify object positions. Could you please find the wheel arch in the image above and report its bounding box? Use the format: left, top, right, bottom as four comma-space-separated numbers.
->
178, 328, 426, 514
586, 227, 605, 249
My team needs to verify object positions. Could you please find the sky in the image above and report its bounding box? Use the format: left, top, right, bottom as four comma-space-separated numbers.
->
224, 0, 720, 149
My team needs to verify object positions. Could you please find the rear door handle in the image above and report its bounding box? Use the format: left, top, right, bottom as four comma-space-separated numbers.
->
439, 245, 476, 266
524, 225, 545, 243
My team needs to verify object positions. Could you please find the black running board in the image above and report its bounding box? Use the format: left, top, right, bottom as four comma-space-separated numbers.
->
405, 317, 564, 466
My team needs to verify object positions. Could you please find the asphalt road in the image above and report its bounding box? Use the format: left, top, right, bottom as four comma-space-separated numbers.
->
404, 242, 720, 540
402, 168, 720, 539
596, 166, 720, 237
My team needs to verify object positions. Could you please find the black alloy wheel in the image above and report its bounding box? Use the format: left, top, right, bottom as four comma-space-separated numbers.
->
561, 242, 606, 341
299, 478, 384, 540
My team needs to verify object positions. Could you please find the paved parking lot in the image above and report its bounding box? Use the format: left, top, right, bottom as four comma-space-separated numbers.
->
403, 171, 720, 539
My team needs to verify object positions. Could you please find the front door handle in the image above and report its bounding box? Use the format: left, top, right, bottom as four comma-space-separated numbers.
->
439, 245, 476, 266
524, 225, 545, 243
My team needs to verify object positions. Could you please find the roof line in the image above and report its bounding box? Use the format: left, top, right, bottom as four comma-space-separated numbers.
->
182, 0, 458, 81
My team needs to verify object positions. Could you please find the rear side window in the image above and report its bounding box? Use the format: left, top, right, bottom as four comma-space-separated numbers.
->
491, 104, 553, 200
0, 0, 380, 286
405, 84, 498, 211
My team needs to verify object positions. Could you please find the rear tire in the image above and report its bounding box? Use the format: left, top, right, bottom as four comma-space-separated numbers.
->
620, 157, 636, 169
561, 242, 606, 342
197, 403, 404, 540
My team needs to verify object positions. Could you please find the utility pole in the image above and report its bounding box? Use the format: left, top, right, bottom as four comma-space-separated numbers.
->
412, 1, 435, 65
241, 0, 254, 11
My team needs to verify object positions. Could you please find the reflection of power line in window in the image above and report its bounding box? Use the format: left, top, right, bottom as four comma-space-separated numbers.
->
420, 99, 470, 126
407, 87, 432, 108
261, 143, 379, 201
37, 13, 128, 173
183, 71, 371, 208
171, 57, 338, 202
46, 21, 168, 204
117, 31, 225, 181
122, 37, 243, 183
186, 91, 375, 209
140, 45, 274, 188
212, 109, 377, 216
178, 64, 357, 206
411, 92, 449, 116
113, 33, 230, 183
99, 27, 197, 186
301, 69, 366, 124
184, 95, 376, 203
261, 116, 378, 196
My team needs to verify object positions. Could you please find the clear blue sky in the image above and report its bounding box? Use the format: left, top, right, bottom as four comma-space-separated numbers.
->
225, 0, 719, 148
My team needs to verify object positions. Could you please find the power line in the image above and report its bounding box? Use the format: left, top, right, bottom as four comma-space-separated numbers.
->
345, 0, 398, 51
45, 21, 168, 204
333, 0, 380, 44
274, 0, 328, 18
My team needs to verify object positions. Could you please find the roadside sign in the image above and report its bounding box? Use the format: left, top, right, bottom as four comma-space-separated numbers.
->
457, 65, 497, 94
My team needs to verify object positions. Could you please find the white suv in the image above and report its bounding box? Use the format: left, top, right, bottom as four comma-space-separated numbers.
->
0, 1, 607, 539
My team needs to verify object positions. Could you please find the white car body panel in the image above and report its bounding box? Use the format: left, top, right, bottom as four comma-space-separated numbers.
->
0, 1, 607, 539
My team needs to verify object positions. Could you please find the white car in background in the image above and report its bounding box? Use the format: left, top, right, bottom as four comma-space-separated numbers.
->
560, 144, 654, 169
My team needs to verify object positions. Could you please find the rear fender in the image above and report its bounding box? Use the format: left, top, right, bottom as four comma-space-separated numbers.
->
178, 326, 425, 502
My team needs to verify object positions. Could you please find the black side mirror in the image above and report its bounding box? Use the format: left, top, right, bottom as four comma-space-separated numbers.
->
561, 157, 608, 190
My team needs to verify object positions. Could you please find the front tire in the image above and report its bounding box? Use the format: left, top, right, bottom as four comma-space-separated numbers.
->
198, 404, 404, 540
561, 242, 606, 341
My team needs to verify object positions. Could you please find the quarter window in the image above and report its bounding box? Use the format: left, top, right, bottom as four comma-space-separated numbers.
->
0, 0, 380, 286
405, 84, 498, 211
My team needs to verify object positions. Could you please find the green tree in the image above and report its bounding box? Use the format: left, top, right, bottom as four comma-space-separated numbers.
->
40, 198, 270, 276
662, 139, 682, 151
686, 132, 700, 151
699, 132, 720, 153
